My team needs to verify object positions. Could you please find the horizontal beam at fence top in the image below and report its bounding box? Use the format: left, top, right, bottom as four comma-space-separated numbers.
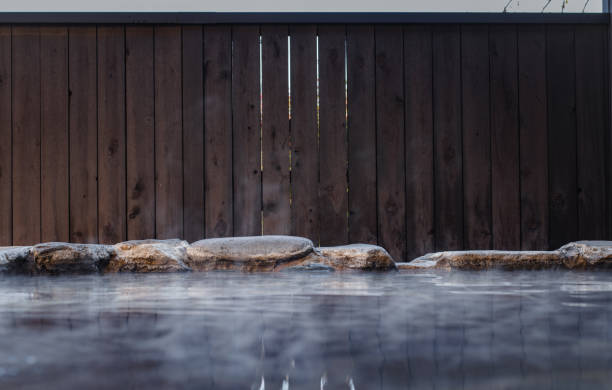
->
0, 12, 608, 25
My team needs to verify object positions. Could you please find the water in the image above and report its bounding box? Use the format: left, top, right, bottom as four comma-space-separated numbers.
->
1, 271, 612, 389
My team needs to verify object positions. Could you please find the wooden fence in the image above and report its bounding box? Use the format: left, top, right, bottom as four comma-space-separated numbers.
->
0, 22, 609, 261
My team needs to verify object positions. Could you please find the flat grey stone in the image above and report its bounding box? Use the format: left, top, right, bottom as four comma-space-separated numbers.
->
401, 241, 612, 271
317, 244, 397, 271
0, 246, 31, 273
31, 243, 115, 274
108, 239, 191, 273
281, 262, 336, 272
186, 236, 315, 271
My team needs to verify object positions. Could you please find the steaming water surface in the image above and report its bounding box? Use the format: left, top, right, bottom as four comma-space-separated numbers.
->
1, 271, 612, 389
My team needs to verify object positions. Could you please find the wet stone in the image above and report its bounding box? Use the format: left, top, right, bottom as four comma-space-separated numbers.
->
0, 246, 31, 273
186, 235, 315, 271
108, 239, 191, 273
31, 243, 114, 274
400, 241, 612, 271
316, 244, 397, 271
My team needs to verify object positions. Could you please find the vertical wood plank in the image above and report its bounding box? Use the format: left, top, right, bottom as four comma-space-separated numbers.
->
0, 27, 12, 245
41, 27, 69, 243
347, 25, 377, 245
518, 25, 549, 250
97, 26, 126, 244
261, 25, 290, 235
346, 25, 378, 244
433, 25, 463, 251
290, 24, 318, 242
126, 26, 155, 240
155, 26, 183, 239
547, 25, 578, 249
204, 25, 233, 238
319, 24, 348, 246
404, 25, 434, 258
575, 25, 607, 240
182, 25, 205, 242
490, 25, 520, 250
69, 26, 98, 243
375, 25, 406, 261
12, 26, 41, 245
461, 25, 492, 250
233, 25, 262, 237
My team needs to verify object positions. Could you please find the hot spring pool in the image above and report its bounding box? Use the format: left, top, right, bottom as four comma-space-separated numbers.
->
1, 270, 612, 389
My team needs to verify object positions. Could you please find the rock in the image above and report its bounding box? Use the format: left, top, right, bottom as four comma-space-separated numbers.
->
316, 244, 397, 271
279, 260, 336, 272
108, 239, 191, 273
31, 243, 114, 274
0, 246, 31, 273
401, 241, 612, 271
558, 241, 612, 268
186, 236, 315, 272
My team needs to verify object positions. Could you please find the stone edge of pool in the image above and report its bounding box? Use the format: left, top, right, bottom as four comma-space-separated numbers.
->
0, 236, 611, 275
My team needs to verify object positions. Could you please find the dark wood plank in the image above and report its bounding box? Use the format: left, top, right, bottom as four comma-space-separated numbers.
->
182, 25, 205, 242
204, 25, 233, 238
518, 25, 549, 250
69, 26, 98, 243
347, 25, 376, 246
0, 27, 12, 245
375, 25, 406, 261
97, 26, 126, 244
154, 26, 183, 239
318, 24, 348, 246
12, 26, 41, 245
575, 25, 607, 240
489, 25, 520, 250
290, 24, 318, 242
232, 25, 262, 237
126, 26, 155, 240
433, 25, 463, 251
261, 25, 290, 235
547, 25, 578, 249
404, 25, 434, 258
461, 25, 492, 250
41, 26, 69, 243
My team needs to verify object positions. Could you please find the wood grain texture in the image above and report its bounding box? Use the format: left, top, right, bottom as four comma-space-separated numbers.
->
575, 25, 607, 240
0, 27, 12, 245
375, 25, 406, 261
518, 25, 548, 250
97, 26, 126, 244
461, 25, 492, 250
347, 25, 377, 246
182, 25, 205, 242
489, 25, 520, 250
155, 26, 183, 239
204, 25, 233, 238
261, 25, 290, 235
41, 27, 69, 243
290, 24, 318, 243
232, 25, 262, 237
547, 25, 578, 249
318, 24, 348, 246
12, 26, 41, 245
433, 25, 463, 251
69, 26, 98, 243
126, 26, 155, 240
404, 25, 434, 258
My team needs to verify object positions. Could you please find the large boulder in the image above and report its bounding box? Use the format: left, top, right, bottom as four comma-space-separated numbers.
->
315, 244, 397, 271
31, 243, 114, 274
107, 239, 191, 273
186, 236, 315, 271
0, 246, 31, 273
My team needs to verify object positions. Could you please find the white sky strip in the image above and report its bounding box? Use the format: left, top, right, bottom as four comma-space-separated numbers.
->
0, 0, 602, 12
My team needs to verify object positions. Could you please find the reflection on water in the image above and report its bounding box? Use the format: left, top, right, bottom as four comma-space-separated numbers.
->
1, 271, 612, 389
